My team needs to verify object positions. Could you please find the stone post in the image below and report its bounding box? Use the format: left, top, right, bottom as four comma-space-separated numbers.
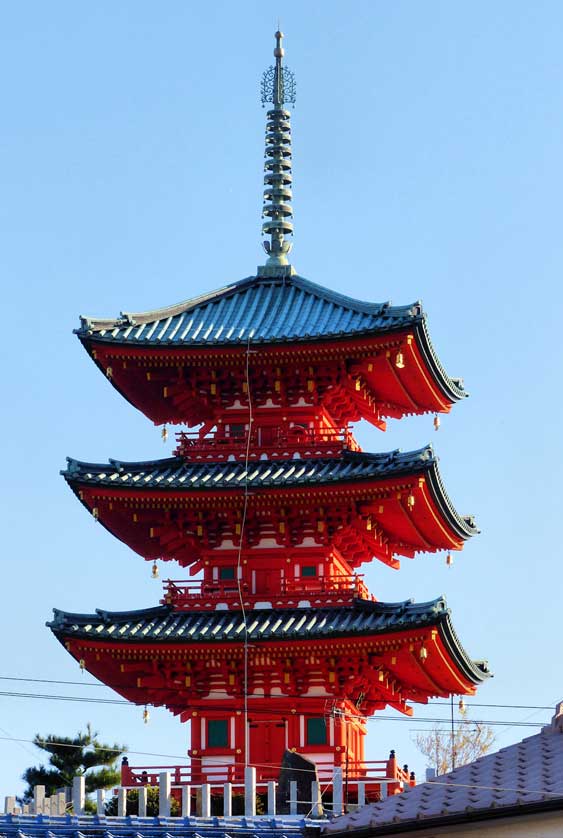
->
223, 783, 232, 817
357, 781, 366, 807
57, 791, 66, 815
138, 786, 148, 818
159, 772, 171, 817
289, 781, 298, 815
380, 780, 388, 799
332, 767, 344, 815
244, 766, 256, 817
181, 785, 191, 817
267, 781, 277, 816
96, 789, 105, 815
311, 781, 322, 817
117, 787, 127, 816
201, 783, 211, 818
72, 776, 85, 815
50, 796, 58, 816
33, 786, 45, 816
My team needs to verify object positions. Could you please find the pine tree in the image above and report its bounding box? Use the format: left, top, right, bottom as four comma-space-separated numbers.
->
21, 724, 126, 802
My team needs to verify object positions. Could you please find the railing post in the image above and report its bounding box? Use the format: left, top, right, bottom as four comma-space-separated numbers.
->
289, 780, 298, 815
181, 785, 191, 818
332, 767, 344, 815
357, 781, 366, 807
33, 785, 45, 815
244, 766, 256, 817
117, 787, 127, 817
159, 771, 171, 817
223, 782, 232, 817
96, 789, 105, 815
311, 781, 322, 818
72, 776, 85, 815
138, 785, 148, 818
201, 783, 211, 818
267, 781, 277, 816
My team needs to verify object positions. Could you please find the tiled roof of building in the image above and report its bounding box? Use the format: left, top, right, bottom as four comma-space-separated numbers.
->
0, 814, 310, 838
323, 703, 563, 836
76, 274, 465, 401
77, 275, 422, 345
62, 446, 477, 541
48, 599, 490, 686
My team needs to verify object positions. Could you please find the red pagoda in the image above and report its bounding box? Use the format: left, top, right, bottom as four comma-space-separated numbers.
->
50, 32, 489, 803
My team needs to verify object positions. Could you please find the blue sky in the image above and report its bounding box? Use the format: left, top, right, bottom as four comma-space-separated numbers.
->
2, 1, 563, 797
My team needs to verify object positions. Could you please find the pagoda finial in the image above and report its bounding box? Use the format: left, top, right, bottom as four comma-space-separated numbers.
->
259, 30, 296, 275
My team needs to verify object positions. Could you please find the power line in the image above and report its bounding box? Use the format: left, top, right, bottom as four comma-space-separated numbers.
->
0, 676, 557, 713
3, 735, 563, 798
0, 689, 549, 727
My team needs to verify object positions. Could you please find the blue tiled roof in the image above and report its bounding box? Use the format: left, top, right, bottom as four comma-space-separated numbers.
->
0, 814, 310, 837
48, 599, 490, 685
77, 275, 422, 346
62, 447, 477, 540
64, 447, 432, 488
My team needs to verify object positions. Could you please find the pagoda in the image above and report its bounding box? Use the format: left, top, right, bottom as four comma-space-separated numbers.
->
49, 32, 489, 802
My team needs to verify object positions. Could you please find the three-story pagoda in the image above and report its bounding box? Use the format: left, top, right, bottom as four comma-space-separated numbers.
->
50, 31, 489, 802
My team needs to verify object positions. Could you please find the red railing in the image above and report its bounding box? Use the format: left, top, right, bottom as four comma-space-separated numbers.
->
161, 574, 372, 608
120, 755, 414, 794
174, 426, 361, 460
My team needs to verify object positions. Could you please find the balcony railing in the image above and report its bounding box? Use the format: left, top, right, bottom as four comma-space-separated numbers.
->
174, 426, 361, 461
161, 574, 372, 608
120, 755, 414, 796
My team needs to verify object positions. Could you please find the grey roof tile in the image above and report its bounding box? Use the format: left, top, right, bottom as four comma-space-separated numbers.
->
323, 705, 563, 834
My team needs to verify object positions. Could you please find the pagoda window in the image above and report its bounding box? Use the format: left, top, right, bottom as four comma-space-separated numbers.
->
208, 719, 229, 748
229, 423, 245, 438
219, 566, 236, 581
301, 565, 317, 578
306, 717, 327, 746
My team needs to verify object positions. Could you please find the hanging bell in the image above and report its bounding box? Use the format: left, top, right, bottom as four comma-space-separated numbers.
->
395, 351, 405, 370
143, 706, 150, 724
458, 697, 466, 714
446, 552, 453, 567
151, 561, 159, 579
79, 659, 86, 671
407, 493, 415, 510
106, 366, 113, 379
419, 646, 428, 661
433, 415, 440, 431
161, 426, 168, 443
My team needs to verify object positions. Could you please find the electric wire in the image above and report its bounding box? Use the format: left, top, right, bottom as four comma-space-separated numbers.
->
2, 736, 561, 800
234, 334, 254, 769
0, 690, 550, 727
0, 677, 556, 714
